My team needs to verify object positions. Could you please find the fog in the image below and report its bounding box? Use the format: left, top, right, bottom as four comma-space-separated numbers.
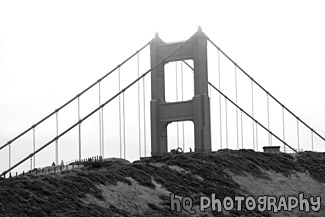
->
1, 0, 325, 175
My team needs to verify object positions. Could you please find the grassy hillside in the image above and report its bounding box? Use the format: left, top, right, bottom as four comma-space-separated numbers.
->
0, 149, 324, 216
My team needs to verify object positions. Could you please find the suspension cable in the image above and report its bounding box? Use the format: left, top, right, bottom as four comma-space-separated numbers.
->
181, 61, 185, 151
251, 80, 255, 150
101, 106, 104, 158
9, 144, 11, 169
123, 92, 126, 159
55, 111, 59, 165
176, 62, 179, 148
311, 130, 314, 151
0, 41, 151, 152
225, 98, 228, 148
209, 81, 297, 153
267, 94, 271, 146
33, 127, 35, 169
206, 36, 325, 144
78, 97, 81, 161
137, 53, 141, 158
182, 60, 193, 71
98, 82, 102, 157
256, 121, 258, 151
297, 118, 300, 151
282, 105, 286, 152
235, 65, 239, 149
30, 140, 33, 170
241, 111, 244, 149
218, 50, 223, 149
0, 35, 190, 177
143, 77, 147, 157
118, 67, 122, 158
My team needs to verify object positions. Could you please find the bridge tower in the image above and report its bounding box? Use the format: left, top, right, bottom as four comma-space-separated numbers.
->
150, 27, 211, 155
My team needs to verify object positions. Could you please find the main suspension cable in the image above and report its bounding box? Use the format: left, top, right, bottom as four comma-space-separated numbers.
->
0, 35, 191, 177
207, 36, 325, 145
209, 81, 297, 153
0, 41, 151, 152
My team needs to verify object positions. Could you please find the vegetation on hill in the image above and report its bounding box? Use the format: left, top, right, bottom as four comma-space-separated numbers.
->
0, 149, 324, 216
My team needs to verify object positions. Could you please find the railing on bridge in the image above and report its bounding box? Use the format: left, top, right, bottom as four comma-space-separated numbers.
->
1, 28, 325, 178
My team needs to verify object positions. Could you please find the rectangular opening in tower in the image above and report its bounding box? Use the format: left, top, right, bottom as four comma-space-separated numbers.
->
167, 121, 194, 153
164, 60, 194, 103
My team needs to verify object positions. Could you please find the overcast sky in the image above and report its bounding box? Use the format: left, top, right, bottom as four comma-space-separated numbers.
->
1, 0, 325, 174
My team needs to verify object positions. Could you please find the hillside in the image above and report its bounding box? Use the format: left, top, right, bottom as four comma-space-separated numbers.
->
0, 149, 325, 216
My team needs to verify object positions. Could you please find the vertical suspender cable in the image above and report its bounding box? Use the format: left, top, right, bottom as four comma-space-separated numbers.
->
209, 84, 212, 148
33, 127, 35, 169
175, 62, 179, 148
235, 65, 239, 149
251, 80, 255, 150
99, 82, 104, 158
30, 129, 34, 170
241, 111, 244, 149
282, 106, 286, 152
98, 82, 102, 157
311, 130, 314, 151
218, 50, 223, 149
225, 98, 228, 148
267, 94, 271, 146
181, 62, 185, 151
143, 77, 147, 157
78, 97, 81, 161
123, 92, 126, 159
9, 144, 11, 169
55, 111, 59, 165
297, 118, 300, 151
137, 53, 141, 158
118, 68, 122, 158
256, 121, 258, 151
30, 147, 32, 170
101, 105, 104, 158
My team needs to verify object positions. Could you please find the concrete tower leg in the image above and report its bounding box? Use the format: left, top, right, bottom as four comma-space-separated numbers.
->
193, 94, 211, 152
150, 99, 168, 155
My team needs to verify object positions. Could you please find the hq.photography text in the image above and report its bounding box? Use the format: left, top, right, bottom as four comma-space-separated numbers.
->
170, 193, 321, 214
